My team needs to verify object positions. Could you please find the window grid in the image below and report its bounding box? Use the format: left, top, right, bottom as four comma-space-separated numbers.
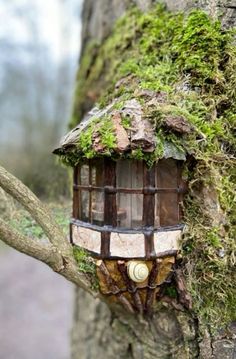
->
73, 159, 185, 229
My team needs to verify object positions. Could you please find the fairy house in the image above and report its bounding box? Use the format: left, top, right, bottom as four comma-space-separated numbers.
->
53, 92, 192, 313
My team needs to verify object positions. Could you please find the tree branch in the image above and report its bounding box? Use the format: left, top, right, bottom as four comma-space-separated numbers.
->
0, 217, 63, 269
0, 165, 92, 293
0, 164, 70, 255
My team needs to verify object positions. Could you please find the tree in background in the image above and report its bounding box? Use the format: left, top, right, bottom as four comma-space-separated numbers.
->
1, 1, 236, 358
0, 0, 81, 198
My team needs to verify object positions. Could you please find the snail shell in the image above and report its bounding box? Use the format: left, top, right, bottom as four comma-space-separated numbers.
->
127, 261, 149, 283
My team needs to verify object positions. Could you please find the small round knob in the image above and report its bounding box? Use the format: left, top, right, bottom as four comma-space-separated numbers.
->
127, 261, 149, 283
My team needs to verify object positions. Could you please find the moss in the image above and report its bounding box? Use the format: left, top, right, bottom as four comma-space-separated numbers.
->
68, 5, 236, 328
97, 116, 116, 154
73, 247, 99, 290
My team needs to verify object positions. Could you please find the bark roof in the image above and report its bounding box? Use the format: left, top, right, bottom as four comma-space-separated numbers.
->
53, 93, 196, 164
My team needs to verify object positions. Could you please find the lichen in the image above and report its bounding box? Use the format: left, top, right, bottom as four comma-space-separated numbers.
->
68, 5, 236, 329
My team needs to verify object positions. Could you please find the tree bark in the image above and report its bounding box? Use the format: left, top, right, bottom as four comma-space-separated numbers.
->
71, 1, 236, 358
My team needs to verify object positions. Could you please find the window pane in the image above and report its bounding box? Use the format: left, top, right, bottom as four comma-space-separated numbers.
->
117, 160, 143, 188
80, 165, 89, 185
156, 159, 178, 188
116, 160, 143, 229
117, 193, 143, 229
91, 191, 104, 225
80, 190, 89, 222
159, 193, 179, 226
91, 160, 104, 186
155, 159, 180, 227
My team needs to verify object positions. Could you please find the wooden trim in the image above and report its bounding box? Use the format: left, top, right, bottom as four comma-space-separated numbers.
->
73, 166, 79, 219
144, 232, 155, 259
104, 159, 117, 227
71, 218, 184, 234
117, 260, 143, 314
100, 231, 110, 258
89, 163, 92, 222
143, 164, 155, 258
73, 184, 186, 194
145, 260, 159, 314
69, 222, 73, 245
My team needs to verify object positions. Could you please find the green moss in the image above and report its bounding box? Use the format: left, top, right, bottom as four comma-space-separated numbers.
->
73, 247, 99, 290
68, 4, 236, 328
97, 116, 116, 154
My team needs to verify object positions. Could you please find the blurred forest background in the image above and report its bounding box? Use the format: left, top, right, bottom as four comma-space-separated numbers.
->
0, 0, 82, 199
0, 1, 83, 358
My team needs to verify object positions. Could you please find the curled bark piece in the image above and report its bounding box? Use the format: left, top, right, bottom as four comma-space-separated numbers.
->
111, 111, 130, 153
122, 99, 156, 152
163, 115, 194, 134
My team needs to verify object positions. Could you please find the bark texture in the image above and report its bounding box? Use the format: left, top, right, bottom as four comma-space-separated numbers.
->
71, 0, 236, 358
81, 0, 236, 53
71, 288, 199, 359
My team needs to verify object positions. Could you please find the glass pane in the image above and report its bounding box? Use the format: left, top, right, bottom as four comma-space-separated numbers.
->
91, 160, 104, 186
91, 191, 104, 225
116, 160, 143, 229
155, 159, 179, 227
156, 159, 178, 188
117, 193, 143, 229
159, 193, 179, 226
117, 160, 143, 188
80, 165, 89, 185
80, 190, 89, 222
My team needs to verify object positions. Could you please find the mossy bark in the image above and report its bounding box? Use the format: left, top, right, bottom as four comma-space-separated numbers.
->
71, 1, 236, 358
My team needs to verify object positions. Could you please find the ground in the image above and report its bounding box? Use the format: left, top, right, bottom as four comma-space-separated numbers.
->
0, 202, 73, 359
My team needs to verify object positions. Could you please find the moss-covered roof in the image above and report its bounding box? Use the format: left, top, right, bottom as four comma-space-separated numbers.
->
53, 91, 201, 167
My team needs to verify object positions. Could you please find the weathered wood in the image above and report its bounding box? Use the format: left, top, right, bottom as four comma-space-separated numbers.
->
122, 99, 157, 152
117, 260, 144, 314
96, 260, 135, 313
174, 269, 192, 310
111, 111, 130, 153
145, 260, 159, 314
101, 231, 111, 258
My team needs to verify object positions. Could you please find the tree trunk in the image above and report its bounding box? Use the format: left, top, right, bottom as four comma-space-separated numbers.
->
71, 1, 236, 358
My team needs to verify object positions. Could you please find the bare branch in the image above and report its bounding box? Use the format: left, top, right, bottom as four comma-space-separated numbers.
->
0, 165, 93, 293
0, 164, 70, 255
0, 217, 63, 269
0, 217, 92, 293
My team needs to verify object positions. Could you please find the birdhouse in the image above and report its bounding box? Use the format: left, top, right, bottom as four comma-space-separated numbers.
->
54, 96, 188, 314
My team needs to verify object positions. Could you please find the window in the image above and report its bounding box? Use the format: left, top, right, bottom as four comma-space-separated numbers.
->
73, 158, 184, 230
